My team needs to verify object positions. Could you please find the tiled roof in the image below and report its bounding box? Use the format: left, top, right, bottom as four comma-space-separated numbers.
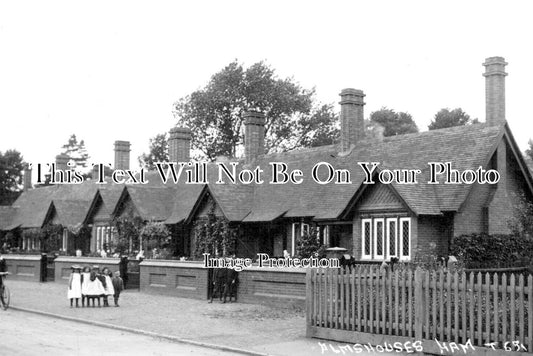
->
1, 122, 519, 229
125, 186, 176, 221
0, 206, 19, 230
241, 123, 505, 220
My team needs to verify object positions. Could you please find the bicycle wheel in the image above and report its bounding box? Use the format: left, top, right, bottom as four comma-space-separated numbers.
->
1, 286, 10, 310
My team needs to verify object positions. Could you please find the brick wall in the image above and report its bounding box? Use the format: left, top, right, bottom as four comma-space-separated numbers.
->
416, 215, 450, 258
54, 257, 120, 284
139, 260, 306, 306
454, 138, 527, 236
140, 260, 208, 299
168, 127, 191, 162
3, 254, 42, 282
238, 267, 306, 307
244, 111, 265, 164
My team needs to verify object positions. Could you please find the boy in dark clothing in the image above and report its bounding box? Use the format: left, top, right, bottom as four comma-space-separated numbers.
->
111, 271, 124, 307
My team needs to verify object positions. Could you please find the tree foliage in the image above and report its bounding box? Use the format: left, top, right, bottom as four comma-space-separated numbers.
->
0, 149, 24, 205
369, 107, 418, 137
112, 216, 144, 254
450, 233, 533, 268
61, 134, 90, 169
140, 221, 171, 257
21, 224, 64, 253
172, 60, 338, 160
193, 204, 237, 259
508, 192, 533, 238
295, 226, 326, 259
451, 193, 533, 268
138, 133, 169, 169
428, 108, 478, 130
525, 139, 533, 164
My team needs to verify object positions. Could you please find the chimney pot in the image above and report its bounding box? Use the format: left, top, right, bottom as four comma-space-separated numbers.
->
23, 164, 32, 191
244, 110, 266, 164
114, 141, 131, 170
168, 127, 192, 162
483, 56, 507, 126
55, 153, 70, 171
339, 88, 365, 151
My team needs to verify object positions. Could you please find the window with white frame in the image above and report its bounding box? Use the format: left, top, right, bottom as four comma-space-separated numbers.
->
62, 230, 68, 252
399, 218, 411, 260
290, 222, 310, 256
361, 217, 411, 261
387, 218, 397, 258
361, 219, 372, 259
95, 226, 113, 252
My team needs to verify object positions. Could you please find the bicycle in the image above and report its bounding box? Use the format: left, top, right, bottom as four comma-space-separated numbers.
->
0, 272, 10, 310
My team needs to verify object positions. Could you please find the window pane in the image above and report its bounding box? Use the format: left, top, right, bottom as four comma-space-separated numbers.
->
364, 222, 371, 255
376, 221, 383, 256
402, 220, 410, 256
389, 220, 396, 257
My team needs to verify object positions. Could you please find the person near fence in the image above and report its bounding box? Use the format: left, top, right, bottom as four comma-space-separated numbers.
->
112, 270, 124, 307
102, 268, 114, 307
80, 266, 91, 307
67, 265, 82, 308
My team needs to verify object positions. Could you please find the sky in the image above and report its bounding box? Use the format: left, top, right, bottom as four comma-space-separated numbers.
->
1, 0, 533, 178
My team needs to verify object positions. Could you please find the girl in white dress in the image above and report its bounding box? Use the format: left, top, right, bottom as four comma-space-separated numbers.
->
80, 266, 91, 307
67, 265, 82, 308
86, 266, 106, 307
102, 268, 115, 307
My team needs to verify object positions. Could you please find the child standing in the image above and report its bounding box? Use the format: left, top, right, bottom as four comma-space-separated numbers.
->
80, 266, 91, 307
67, 265, 82, 308
102, 267, 114, 307
86, 265, 105, 307
111, 270, 124, 307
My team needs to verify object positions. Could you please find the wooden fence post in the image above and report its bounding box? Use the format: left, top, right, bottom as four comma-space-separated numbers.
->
306, 267, 313, 337
414, 267, 425, 340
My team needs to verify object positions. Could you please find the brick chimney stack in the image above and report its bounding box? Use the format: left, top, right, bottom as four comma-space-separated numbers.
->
55, 153, 70, 171
244, 110, 265, 164
23, 164, 32, 191
339, 88, 365, 152
168, 127, 191, 162
114, 141, 131, 170
483, 56, 507, 126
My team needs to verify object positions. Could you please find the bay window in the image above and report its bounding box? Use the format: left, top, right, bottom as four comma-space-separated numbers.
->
361, 216, 411, 261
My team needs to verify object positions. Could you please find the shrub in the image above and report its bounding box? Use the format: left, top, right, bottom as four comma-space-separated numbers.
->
295, 227, 326, 259
140, 221, 171, 257
450, 233, 533, 268
112, 216, 143, 254
193, 203, 237, 259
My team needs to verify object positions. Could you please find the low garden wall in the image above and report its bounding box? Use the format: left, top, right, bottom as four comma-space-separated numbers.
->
3, 254, 43, 282
54, 256, 120, 284
140, 260, 208, 299
238, 267, 306, 306
139, 260, 306, 306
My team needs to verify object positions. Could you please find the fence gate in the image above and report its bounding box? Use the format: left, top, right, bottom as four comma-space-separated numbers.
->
306, 266, 533, 356
44, 254, 56, 282
125, 259, 140, 289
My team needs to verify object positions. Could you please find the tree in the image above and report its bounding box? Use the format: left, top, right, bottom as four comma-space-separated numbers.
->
172, 60, 338, 160
193, 204, 237, 259
140, 221, 171, 258
112, 216, 144, 254
61, 134, 90, 169
0, 149, 24, 205
138, 133, 169, 169
428, 108, 478, 130
525, 139, 533, 163
295, 226, 326, 259
369, 107, 418, 137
